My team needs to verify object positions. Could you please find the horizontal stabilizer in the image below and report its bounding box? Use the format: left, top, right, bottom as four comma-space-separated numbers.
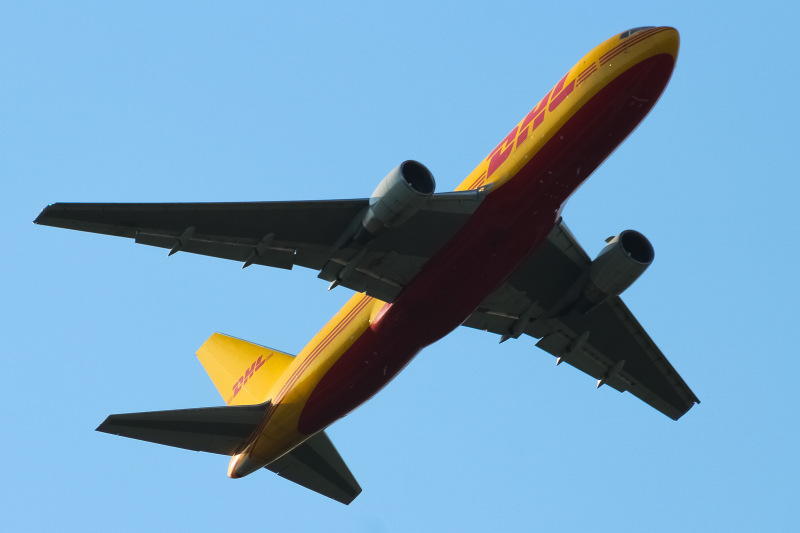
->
97, 402, 270, 455
267, 431, 362, 505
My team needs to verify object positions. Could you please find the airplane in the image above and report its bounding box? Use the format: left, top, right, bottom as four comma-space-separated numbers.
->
35, 26, 699, 505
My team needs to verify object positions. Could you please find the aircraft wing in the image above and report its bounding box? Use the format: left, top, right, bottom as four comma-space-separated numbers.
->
34, 192, 482, 302
462, 222, 699, 420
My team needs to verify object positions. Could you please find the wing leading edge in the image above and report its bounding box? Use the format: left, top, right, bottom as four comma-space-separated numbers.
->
463, 221, 699, 420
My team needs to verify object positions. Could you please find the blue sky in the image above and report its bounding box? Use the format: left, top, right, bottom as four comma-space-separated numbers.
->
3, 2, 799, 531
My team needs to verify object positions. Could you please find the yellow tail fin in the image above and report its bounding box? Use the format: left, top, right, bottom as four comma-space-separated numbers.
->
196, 333, 295, 406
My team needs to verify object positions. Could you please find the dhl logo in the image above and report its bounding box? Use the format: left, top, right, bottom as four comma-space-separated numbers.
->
231, 354, 271, 398
479, 61, 599, 185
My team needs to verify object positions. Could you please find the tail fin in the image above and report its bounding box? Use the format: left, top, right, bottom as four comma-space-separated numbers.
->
196, 333, 295, 405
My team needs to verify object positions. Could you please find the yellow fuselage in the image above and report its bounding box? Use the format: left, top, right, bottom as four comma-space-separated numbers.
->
229, 27, 680, 477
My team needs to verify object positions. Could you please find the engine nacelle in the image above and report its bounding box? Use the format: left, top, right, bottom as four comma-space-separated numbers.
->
356, 160, 435, 242
575, 230, 654, 313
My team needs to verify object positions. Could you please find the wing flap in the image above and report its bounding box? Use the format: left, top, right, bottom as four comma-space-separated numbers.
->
267, 431, 362, 505
96, 402, 270, 455
134, 231, 297, 269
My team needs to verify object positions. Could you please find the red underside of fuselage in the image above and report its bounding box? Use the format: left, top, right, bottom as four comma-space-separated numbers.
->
298, 53, 675, 435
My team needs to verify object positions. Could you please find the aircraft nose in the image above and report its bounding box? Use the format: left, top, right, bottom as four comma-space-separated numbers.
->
621, 26, 680, 61
657, 26, 680, 59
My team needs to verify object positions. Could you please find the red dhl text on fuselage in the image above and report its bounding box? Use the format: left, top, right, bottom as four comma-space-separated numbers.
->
456, 26, 676, 193
239, 26, 679, 467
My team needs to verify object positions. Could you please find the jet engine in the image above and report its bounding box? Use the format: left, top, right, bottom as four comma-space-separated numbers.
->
574, 230, 654, 313
354, 160, 435, 244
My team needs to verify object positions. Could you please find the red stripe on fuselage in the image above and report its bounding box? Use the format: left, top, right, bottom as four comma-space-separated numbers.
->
276, 296, 373, 403
599, 27, 667, 65
576, 64, 597, 86
298, 53, 676, 435
245, 296, 374, 452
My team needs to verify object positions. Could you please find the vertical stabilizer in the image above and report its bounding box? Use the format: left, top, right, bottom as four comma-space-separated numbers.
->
196, 333, 295, 405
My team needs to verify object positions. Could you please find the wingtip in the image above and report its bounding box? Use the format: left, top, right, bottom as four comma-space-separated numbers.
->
95, 416, 114, 434
33, 205, 53, 225
33, 203, 67, 226
342, 487, 363, 505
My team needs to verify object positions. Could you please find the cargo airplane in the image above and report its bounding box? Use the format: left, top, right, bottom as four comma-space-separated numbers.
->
35, 27, 698, 504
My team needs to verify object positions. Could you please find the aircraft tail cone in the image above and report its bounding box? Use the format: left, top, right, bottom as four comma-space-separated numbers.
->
228, 452, 267, 479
